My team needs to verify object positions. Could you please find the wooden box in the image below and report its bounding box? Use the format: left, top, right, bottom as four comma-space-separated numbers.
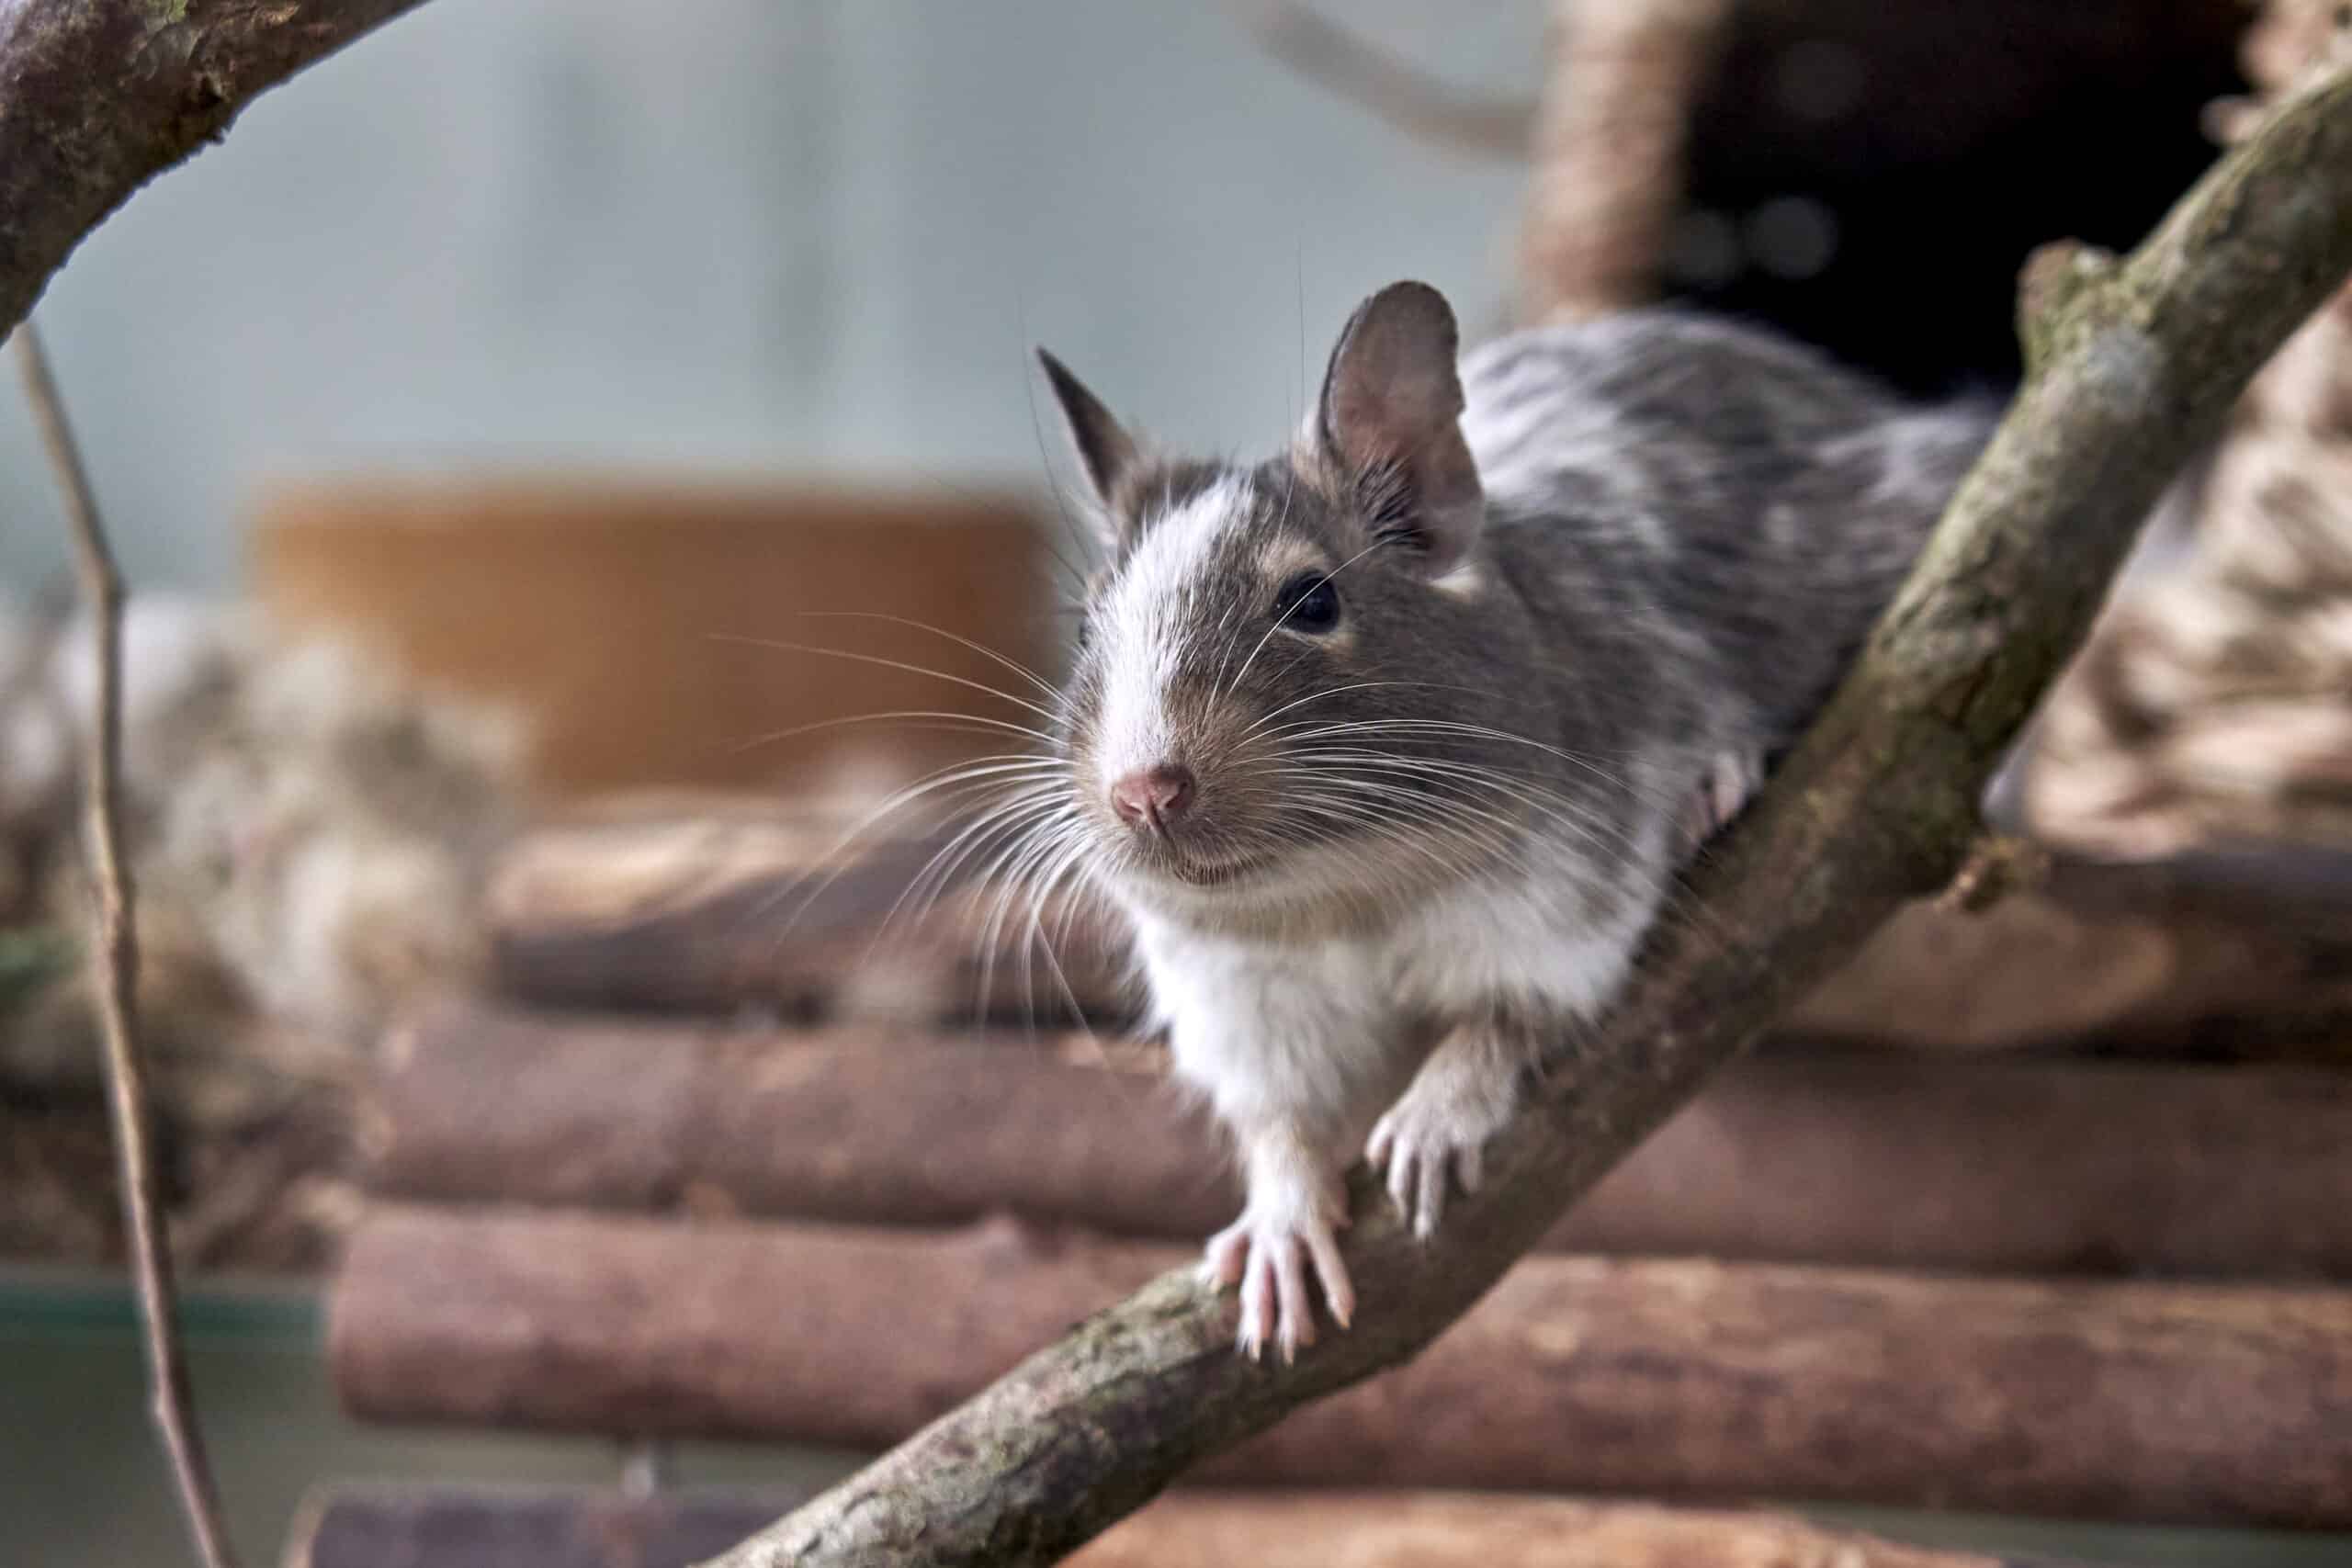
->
250, 476, 1058, 801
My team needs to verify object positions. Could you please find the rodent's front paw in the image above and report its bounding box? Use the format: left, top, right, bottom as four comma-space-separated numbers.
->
1200, 1191, 1353, 1363
1365, 1039, 1521, 1240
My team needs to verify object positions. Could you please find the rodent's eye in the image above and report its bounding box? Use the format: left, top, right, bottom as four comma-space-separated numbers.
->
1272, 573, 1341, 634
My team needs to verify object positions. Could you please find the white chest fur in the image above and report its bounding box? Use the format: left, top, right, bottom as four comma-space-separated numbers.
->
1388, 816, 1668, 1021
1123, 807, 1672, 1149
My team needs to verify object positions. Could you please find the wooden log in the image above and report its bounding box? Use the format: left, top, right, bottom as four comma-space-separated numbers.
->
366, 1000, 2352, 1280
1071, 1495, 2047, 1568
329, 1208, 2352, 1528
366, 1006, 1202, 1232
284, 1483, 2065, 1568
483, 807, 2352, 1059
483, 810, 1132, 1023
1792, 847, 2352, 1058
287, 1485, 798, 1568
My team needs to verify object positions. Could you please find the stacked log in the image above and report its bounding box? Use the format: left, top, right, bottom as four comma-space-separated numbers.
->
330, 1208, 2352, 1528
287, 1485, 2054, 1568
322, 809, 2352, 1538
368, 1002, 2352, 1280
485, 808, 2352, 1059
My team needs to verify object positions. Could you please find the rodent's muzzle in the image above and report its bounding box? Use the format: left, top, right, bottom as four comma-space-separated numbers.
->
1107, 762, 1195, 840
1091, 757, 1273, 888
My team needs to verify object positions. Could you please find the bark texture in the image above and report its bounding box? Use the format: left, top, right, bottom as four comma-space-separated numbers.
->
695, 72, 2352, 1568
0, 0, 435, 337
331, 1208, 2352, 1528
368, 1001, 2352, 1279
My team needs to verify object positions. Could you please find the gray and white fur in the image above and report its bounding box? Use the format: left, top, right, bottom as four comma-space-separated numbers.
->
1037, 282, 1993, 1359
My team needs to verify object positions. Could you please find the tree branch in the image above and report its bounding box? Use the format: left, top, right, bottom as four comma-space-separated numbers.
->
14, 320, 241, 1568
700, 67, 2352, 1568
1222, 0, 1535, 159
0, 0, 435, 340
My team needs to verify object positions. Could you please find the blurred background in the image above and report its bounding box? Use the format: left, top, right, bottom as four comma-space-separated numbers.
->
8, 3, 2352, 1566
0, 0, 1537, 592
0, 0, 2246, 592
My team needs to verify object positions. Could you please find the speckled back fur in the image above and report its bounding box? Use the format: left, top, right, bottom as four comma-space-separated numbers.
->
1464, 310, 1997, 772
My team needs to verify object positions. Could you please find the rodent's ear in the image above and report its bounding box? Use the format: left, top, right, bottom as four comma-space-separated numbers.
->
1036, 347, 1141, 539
1317, 281, 1484, 577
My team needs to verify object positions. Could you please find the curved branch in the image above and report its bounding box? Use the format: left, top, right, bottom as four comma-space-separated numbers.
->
0, 0, 435, 338
702, 67, 2352, 1568
1224, 0, 1535, 159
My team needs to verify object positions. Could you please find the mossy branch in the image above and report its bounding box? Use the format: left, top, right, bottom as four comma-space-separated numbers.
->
700, 66, 2352, 1568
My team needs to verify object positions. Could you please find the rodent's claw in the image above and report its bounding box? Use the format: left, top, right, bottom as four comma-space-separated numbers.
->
1366, 1036, 1520, 1241
1369, 1110, 1481, 1240
1206, 1207, 1354, 1361
1680, 747, 1767, 850
1308, 1219, 1355, 1330
1198, 1221, 1251, 1290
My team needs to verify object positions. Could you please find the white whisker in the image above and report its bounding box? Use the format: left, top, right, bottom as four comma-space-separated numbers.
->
708, 632, 1062, 723
775, 609, 1063, 700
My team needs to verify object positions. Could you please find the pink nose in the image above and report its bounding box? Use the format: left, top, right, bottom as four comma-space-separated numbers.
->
1109, 764, 1195, 830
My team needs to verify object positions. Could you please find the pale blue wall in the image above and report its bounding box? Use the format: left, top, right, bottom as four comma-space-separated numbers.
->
0, 1, 1537, 591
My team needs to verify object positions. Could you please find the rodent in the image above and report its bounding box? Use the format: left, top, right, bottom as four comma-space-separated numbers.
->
1037, 280, 1994, 1359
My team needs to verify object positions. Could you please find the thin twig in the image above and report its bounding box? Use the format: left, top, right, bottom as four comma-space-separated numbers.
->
12, 321, 243, 1568
1224, 0, 1536, 158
